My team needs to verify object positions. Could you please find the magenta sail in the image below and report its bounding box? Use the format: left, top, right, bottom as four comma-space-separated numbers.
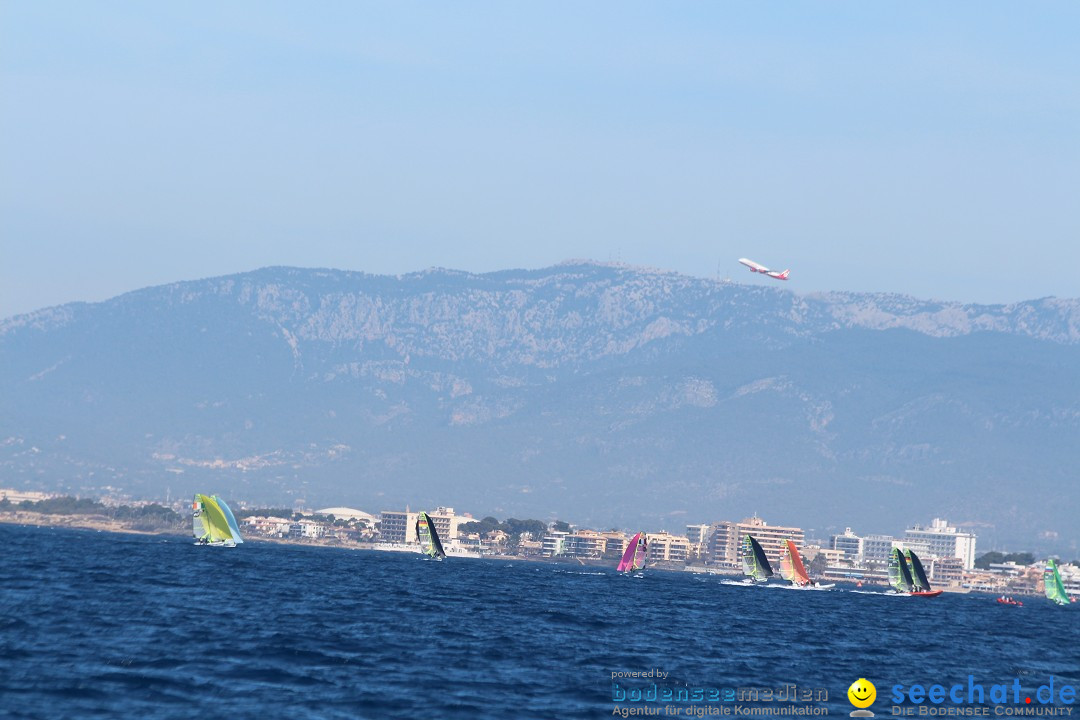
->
617, 532, 647, 573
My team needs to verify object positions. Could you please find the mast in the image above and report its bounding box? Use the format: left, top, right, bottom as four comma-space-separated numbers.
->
192, 495, 210, 543
416, 513, 431, 557
635, 534, 648, 571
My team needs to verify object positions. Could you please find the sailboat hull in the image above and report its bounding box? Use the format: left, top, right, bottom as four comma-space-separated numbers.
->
911, 590, 944, 597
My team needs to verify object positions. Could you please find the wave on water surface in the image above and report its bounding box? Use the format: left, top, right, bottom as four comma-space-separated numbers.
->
0, 525, 1076, 720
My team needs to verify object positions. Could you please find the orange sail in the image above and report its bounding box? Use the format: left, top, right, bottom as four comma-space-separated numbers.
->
779, 539, 812, 586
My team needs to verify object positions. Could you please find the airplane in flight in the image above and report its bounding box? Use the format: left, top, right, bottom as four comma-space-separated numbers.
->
738, 258, 789, 281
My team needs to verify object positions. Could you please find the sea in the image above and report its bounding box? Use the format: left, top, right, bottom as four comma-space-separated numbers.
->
1, 524, 1077, 720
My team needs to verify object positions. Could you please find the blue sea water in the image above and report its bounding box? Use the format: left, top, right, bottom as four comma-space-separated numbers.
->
1, 524, 1077, 720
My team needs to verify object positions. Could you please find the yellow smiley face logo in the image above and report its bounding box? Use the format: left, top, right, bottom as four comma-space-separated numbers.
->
848, 678, 876, 709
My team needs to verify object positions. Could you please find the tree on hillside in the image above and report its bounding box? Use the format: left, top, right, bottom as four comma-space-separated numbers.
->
460, 516, 501, 535
503, 518, 546, 538
458, 516, 551, 551
975, 551, 1035, 569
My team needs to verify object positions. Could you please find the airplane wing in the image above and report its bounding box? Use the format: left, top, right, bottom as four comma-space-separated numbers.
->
738, 258, 769, 273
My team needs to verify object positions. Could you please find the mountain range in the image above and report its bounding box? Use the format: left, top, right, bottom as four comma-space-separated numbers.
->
2, 263, 1078, 551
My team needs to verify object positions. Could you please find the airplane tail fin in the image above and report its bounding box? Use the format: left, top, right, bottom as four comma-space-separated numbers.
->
779, 270, 790, 280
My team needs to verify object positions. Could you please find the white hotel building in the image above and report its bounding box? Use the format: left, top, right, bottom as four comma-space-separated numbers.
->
903, 518, 977, 570
830, 528, 865, 565
645, 532, 692, 563
378, 507, 473, 545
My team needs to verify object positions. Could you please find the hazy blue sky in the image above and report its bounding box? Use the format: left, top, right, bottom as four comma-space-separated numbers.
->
3, 2, 1078, 317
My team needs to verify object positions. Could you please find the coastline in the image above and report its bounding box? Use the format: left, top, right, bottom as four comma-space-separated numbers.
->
1, 511, 1036, 598
0, 511, 537, 560
0, 510, 179, 537
1, 511, 685, 568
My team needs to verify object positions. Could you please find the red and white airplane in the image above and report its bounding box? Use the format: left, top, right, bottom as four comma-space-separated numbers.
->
738, 258, 789, 281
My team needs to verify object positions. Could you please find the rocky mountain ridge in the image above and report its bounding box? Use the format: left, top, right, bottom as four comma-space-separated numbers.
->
2, 263, 1077, 551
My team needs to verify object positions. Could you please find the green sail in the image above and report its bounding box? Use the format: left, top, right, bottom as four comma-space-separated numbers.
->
1044, 559, 1069, 606
889, 547, 915, 592
211, 495, 244, 544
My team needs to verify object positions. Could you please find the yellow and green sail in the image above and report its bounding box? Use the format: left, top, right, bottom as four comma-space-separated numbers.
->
211, 494, 244, 544
416, 511, 446, 559
192, 494, 236, 546
741, 534, 774, 582
1044, 559, 1069, 606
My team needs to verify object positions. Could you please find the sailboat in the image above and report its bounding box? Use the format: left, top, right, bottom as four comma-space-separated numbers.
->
211, 494, 244, 545
904, 549, 943, 597
779, 539, 835, 589
888, 547, 941, 597
1044, 559, 1070, 606
741, 534, 774, 583
617, 532, 648, 574
416, 511, 446, 560
192, 494, 237, 547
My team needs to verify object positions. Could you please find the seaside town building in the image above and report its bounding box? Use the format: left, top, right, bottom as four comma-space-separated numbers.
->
290, 519, 327, 539
518, 538, 542, 556
0, 488, 56, 504
378, 506, 473, 544
685, 524, 711, 558
860, 534, 897, 567
1059, 563, 1080, 595
541, 530, 568, 557
830, 527, 865, 565
600, 531, 629, 558
378, 510, 418, 544
646, 532, 692, 563
460, 528, 512, 553
559, 530, 629, 559
930, 557, 965, 584
709, 516, 804, 567
903, 518, 977, 570
561, 529, 609, 558
244, 516, 292, 536
801, 545, 842, 566
315, 507, 377, 526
